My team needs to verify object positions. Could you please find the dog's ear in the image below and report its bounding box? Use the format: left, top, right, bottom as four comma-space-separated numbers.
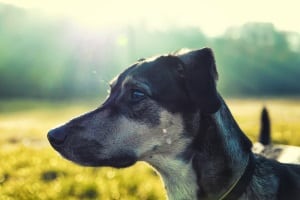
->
175, 48, 221, 113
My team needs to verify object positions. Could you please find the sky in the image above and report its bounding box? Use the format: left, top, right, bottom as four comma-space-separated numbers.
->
0, 0, 299, 36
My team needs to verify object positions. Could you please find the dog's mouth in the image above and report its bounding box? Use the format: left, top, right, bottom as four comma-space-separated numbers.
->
52, 145, 137, 168
86, 155, 137, 168
69, 153, 137, 168
73, 149, 138, 168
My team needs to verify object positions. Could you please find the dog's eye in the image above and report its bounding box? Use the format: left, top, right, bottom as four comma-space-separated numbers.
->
131, 90, 145, 102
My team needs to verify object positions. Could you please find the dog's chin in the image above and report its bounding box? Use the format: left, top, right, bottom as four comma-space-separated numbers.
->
72, 157, 137, 168
61, 151, 138, 168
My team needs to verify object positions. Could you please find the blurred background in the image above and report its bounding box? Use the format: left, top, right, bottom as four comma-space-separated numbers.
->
0, 0, 299, 199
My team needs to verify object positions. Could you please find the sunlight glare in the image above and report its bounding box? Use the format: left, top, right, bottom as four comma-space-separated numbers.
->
0, 0, 299, 35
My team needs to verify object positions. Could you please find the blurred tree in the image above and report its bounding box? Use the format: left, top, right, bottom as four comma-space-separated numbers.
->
0, 4, 299, 99
214, 22, 300, 96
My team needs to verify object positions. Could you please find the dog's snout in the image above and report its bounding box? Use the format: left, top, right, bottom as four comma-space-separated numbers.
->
47, 126, 67, 146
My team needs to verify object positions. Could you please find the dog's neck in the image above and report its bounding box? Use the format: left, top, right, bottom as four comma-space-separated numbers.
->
148, 155, 199, 200
149, 99, 253, 200
192, 99, 252, 199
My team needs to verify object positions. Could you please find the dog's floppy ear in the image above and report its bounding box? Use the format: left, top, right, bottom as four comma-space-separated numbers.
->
175, 48, 221, 113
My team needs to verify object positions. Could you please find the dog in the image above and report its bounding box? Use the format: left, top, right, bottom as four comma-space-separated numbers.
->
48, 47, 300, 200
253, 107, 300, 164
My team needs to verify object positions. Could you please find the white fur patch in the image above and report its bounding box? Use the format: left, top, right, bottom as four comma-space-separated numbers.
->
276, 145, 300, 164
253, 143, 300, 164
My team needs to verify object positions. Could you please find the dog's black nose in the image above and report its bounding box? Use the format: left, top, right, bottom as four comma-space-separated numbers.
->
47, 126, 67, 146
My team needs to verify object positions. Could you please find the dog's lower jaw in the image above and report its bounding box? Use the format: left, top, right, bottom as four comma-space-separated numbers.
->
58, 148, 138, 168
74, 158, 137, 168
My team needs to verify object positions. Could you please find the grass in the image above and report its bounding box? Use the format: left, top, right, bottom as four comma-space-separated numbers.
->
0, 98, 300, 199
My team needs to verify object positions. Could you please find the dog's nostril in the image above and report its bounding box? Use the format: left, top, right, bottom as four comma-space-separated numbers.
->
47, 127, 67, 146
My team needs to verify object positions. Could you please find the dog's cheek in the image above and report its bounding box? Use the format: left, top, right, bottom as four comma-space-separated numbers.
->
137, 110, 188, 159
96, 117, 148, 157
112, 117, 163, 157
128, 99, 161, 126
119, 117, 154, 143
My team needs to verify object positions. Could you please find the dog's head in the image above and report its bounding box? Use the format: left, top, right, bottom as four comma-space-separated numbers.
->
47, 47, 221, 168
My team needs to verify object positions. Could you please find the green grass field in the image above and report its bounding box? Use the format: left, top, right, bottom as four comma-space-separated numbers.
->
0, 98, 300, 200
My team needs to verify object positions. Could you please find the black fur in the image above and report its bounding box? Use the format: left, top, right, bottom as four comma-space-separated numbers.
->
131, 56, 194, 113
176, 48, 221, 113
191, 113, 233, 199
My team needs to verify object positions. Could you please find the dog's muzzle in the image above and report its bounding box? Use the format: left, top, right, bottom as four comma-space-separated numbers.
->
47, 125, 138, 168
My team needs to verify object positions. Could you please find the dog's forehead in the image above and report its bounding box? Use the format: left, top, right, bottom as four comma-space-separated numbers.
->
109, 64, 137, 89
136, 55, 181, 72
111, 55, 181, 89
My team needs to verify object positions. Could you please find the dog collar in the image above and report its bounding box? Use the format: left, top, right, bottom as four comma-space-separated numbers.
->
219, 153, 256, 200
